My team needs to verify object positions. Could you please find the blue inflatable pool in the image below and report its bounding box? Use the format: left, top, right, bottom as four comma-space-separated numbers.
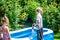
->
10, 27, 54, 40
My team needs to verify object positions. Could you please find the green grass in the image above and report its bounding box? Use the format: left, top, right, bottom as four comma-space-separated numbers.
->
54, 32, 60, 40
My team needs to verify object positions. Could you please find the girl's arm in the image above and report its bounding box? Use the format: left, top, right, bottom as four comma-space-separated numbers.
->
0, 27, 1, 39
5, 26, 11, 40
0, 27, 3, 39
6, 27, 9, 35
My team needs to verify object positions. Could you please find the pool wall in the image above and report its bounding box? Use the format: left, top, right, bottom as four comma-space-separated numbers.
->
10, 27, 54, 40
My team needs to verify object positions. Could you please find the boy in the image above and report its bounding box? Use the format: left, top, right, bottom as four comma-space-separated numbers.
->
32, 7, 43, 40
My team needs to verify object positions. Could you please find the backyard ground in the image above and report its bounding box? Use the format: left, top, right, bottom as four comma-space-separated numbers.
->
54, 32, 60, 40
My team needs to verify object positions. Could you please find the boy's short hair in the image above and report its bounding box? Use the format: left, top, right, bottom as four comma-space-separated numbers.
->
36, 7, 43, 14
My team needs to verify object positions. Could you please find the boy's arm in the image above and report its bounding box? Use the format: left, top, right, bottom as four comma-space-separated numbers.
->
36, 19, 41, 26
36, 20, 40, 24
36, 16, 41, 25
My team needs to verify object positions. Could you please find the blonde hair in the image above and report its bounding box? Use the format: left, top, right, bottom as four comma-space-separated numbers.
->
36, 7, 43, 14
1, 15, 9, 26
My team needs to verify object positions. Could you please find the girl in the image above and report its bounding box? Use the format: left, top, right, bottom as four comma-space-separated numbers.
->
1, 15, 11, 40
0, 26, 2, 40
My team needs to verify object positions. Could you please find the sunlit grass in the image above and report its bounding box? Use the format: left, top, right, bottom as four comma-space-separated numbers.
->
54, 32, 60, 40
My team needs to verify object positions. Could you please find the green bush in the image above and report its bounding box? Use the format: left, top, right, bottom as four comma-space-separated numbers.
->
25, 0, 40, 22
0, 0, 60, 31
0, 0, 22, 31
42, 0, 60, 32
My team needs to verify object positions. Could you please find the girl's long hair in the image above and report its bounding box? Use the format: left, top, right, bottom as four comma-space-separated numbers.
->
1, 15, 9, 26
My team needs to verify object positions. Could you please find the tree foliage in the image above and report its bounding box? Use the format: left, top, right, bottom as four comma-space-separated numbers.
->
0, 0, 60, 31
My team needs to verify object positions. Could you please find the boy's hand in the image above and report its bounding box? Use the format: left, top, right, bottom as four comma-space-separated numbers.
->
32, 23, 36, 29
32, 23, 36, 27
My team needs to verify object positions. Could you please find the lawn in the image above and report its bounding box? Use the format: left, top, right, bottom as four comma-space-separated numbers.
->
54, 32, 60, 40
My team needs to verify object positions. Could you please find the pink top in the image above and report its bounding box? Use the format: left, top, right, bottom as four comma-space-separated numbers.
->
2, 25, 10, 40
